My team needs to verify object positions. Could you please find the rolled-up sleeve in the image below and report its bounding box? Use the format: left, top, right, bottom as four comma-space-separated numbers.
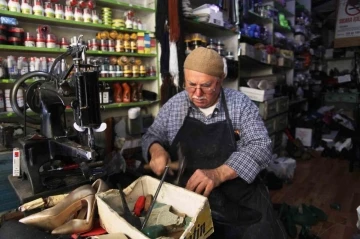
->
141, 102, 171, 162
224, 96, 272, 183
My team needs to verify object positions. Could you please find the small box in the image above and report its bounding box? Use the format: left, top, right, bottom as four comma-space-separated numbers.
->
295, 128, 313, 147
239, 43, 255, 58
97, 176, 213, 239
12, 147, 20, 176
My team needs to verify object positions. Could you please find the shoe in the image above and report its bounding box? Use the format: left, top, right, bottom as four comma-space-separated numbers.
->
20, 184, 96, 234
92, 178, 109, 194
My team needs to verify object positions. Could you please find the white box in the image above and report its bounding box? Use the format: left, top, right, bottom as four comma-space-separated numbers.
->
96, 176, 213, 239
295, 128, 313, 147
13, 148, 20, 177
239, 87, 275, 96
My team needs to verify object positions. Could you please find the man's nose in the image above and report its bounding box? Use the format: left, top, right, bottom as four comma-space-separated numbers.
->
193, 87, 203, 97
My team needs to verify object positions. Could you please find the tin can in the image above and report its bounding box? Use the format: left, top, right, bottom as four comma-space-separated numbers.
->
115, 39, 124, 52
124, 40, 130, 53
108, 39, 115, 52
100, 39, 108, 51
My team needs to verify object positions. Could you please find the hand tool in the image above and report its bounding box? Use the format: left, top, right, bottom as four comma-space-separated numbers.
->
133, 196, 146, 217
116, 183, 141, 230
141, 165, 169, 230
143, 161, 179, 171
174, 142, 187, 186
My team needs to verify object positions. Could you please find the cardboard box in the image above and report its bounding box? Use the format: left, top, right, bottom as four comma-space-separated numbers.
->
96, 176, 213, 239
239, 87, 275, 102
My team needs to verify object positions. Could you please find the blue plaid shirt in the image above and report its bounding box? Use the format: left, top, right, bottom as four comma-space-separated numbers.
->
142, 88, 272, 183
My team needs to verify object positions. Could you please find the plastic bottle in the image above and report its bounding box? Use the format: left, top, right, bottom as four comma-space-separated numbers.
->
44, 2, 54, 18
65, 6, 74, 21
83, 8, 91, 22
55, 4, 64, 19
74, 7, 83, 22
33, 0, 44, 16
8, 0, 20, 12
0, 0, 7, 10
21, 0, 32, 14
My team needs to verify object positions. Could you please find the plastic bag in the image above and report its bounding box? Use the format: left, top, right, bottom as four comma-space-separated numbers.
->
266, 157, 296, 180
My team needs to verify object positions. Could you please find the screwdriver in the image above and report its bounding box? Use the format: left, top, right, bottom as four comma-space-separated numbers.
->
48, 164, 79, 172
133, 196, 146, 217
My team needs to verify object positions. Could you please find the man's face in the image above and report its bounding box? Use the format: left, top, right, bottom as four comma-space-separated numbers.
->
184, 69, 223, 108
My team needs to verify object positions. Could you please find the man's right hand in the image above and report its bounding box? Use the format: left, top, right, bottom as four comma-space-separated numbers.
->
149, 143, 172, 176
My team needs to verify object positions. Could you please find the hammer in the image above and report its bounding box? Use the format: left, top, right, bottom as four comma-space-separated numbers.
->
143, 143, 186, 186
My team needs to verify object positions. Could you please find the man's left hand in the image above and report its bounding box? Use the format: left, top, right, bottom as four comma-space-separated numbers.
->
185, 168, 222, 197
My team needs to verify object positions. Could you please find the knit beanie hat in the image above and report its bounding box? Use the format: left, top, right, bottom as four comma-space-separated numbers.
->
184, 47, 224, 78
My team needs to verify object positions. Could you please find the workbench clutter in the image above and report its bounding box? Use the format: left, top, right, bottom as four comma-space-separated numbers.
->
97, 176, 213, 239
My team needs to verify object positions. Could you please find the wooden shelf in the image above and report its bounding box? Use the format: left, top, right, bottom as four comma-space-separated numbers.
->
0, 45, 157, 57
0, 10, 155, 34
97, 0, 155, 12
0, 100, 159, 119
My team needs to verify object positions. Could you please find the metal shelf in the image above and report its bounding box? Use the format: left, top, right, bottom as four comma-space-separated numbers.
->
0, 77, 158, 84
245, 11, 273, 25
184, 19, 238, 37
0, 45, 157, 57
0, 10, 155, 34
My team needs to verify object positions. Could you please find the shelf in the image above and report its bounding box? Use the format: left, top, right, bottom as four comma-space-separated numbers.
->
0, 45, 157, 57
324, 57, 354, 62
240, 35, 267, 45
184, 19, 238, 36
274, 1, 294, 17
96, 0, 155, 12
0, 10, 154, 34
245, 11, 273, 25
274, 23, 293, 34
240, 55, 273, 69
0, 77, 158, 84
0, 100, 159, 119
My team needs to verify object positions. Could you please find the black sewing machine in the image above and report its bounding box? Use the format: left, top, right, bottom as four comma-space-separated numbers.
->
10, 35, 107, 195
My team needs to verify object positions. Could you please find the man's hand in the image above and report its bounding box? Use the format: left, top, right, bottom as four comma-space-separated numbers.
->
185, 168, 222, 197
185, 165, 238, 197
149, 143, 173, 176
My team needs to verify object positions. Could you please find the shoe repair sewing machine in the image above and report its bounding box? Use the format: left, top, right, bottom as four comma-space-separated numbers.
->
9, 35, 107, 195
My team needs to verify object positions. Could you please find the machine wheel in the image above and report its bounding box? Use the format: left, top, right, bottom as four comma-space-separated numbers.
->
10, 71, 51, 125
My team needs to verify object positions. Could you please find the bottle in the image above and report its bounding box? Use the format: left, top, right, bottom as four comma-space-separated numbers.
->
21, 0, 32, 14
0, 89, 5, 112
8, 0, 20, 12
102, 83, 110, 104
44, 2, 54, 18
137, 19, 142, 30
91, 10, 99, 23
33, 0, 44, 16
7, 56, 18, 80
0, 0, 7, 10
74, 7, 83, 22
83, 8, 91, 23
55, 4, 64, 19
64, 6, 74, 21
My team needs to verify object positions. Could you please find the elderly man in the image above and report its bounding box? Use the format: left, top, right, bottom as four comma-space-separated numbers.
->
142, 47, 286, 239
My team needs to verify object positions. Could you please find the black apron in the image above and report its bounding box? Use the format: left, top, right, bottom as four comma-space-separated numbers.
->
169, 89, 287, 239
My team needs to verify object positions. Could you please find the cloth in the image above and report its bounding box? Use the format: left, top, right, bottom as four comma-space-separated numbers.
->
184, 47, 224, 78
142, 88, 272, 184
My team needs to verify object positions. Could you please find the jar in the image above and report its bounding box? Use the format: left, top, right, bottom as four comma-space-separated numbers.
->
8, 0, 20, 12
74, 7, 83, 22
8, 37, 22, 46
89, 38, 99, 51
132, 18, 137, 30
64, 6, 74, 21
108, 39, 115, 52
24, 32, 35, 47
0, 0, 7, 10
100, 39, 108, 51
44, 2, 54, 18
123, 40, 130, 53
137, 19, 142, 30
83, 8, 91, 23
32, 0, 44, 16
46, 34, 56, 48
140, 65, 146, 77
130, 40, 137, 53
149, 66, 156, 76
36, 33, 46, 47
132, 65, 139, 78
0, 35, 7, 45
124, 65, 131, 78
100, 64, 108, 78
55, 4, 63, 19
18, 57, 29, 75
60, 37, 69, 49
91, 10, 100, 23
116, 65, 123, 77
125, 10, 133, 29
115, 39, 124, 52
8, 27, 24, 39
109, 65, 116, 77
21, 0, 32, 14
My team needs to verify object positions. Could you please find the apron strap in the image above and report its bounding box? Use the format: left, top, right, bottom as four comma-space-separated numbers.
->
221, 88, 237, 150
